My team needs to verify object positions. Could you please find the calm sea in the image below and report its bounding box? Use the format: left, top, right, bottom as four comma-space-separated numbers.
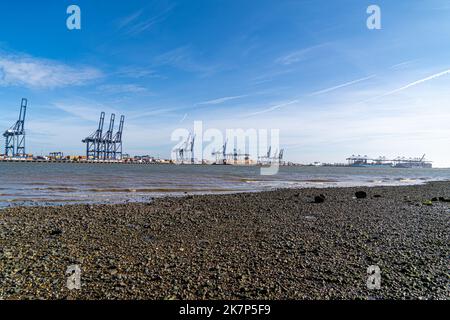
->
1, 163, 449, 208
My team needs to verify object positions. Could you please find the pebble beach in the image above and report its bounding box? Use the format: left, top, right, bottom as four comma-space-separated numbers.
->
0, 182, 449, 300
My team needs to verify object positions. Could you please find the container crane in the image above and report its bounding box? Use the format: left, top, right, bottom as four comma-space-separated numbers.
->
3, 98, 27, 158
113, 115, 125, 160
102, 114, 115, 160
82, 112, 105, 160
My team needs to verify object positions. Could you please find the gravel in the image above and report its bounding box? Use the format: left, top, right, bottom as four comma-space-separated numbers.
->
0, 182, 449, 300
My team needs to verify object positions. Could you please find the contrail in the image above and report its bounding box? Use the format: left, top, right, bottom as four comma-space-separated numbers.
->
198, 95, 247, 105
310, 75, 376, 96
382, 68, 450, 97
246, 99, 299, 116
390, 60, 416, 70
359, 68, 450, 104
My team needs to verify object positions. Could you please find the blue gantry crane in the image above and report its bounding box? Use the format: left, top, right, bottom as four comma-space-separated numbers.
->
82, 112, 125, 160
3, 98, 28, 158
189, 134, 195, 164
102, 113, 115, 160
113, 115, 125, 160
82, 112, 105, 160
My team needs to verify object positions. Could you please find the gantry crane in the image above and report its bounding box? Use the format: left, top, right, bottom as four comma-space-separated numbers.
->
270, 148, 285, 164
258, 146, 272, 165
3, 98, 28, 158
212, 139, 228, 164
102, 114, 115, 160
189, 134, 195, 164
82, 112, 105, 160
82, 112, 125, 161
113, 115, 125, 160
278, 149, 285, 165
174, 133, 195, 164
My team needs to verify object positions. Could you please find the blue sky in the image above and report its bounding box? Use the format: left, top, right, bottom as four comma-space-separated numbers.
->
1, 0, 450, 166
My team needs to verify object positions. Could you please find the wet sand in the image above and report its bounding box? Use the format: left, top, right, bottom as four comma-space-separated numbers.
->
0, 182, 449, 300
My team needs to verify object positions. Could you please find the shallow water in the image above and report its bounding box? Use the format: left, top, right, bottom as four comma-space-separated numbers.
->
0, 163, 449, 207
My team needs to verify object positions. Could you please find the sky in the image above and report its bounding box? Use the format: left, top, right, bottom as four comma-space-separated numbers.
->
1, 0, 450, 166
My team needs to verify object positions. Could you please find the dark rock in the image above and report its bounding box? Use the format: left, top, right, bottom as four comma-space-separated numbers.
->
355, 191, 367, 199
49, 229, 63, 236
431, 197, 439, 202
373, 194, 382, 198
314, 194, 326, 203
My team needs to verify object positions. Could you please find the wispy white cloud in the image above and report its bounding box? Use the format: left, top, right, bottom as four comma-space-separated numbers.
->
275, 44, 327, 65
52, 100, 119, 122
198, 95, 247, 105
251, 68, 297, 85
246, 99, 300, 116
310, 75, 376, 96
119, 4, 175, 36
390, 60, 417, 70
117, 9, 144, 29
97, 84, 150, 94
0, 53, 102, 89
127, 107, 179, 120
112, 66, 161, 79
154, 46, 220, 76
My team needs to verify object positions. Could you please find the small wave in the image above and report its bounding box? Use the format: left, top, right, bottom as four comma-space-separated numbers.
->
32, 187, 78, 192
302, 179, 339, 183
87, 187, 237, 193
368, 180, 384, 184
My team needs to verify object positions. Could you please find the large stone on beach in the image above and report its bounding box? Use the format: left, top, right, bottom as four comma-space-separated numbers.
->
314, 194, 326, 203
355, 191, 367, 199
49, 229, 63, 236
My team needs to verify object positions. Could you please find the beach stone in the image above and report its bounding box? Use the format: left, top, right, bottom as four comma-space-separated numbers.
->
314, 195, 326, 203
49, 229, 63, 236
355, 191, 367, 199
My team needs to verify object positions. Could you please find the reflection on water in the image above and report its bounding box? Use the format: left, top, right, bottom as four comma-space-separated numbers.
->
0, 163, 449, 207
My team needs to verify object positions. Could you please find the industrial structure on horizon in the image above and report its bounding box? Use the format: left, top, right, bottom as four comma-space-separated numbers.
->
3, 98, 27, 158
258, 146, 285, 166
0, 98, 437, 169
1, 100, 128, 163
171, 136, 285, 166
210, 141, 285, 166
82, 112, 125, 161
346, 154, 433, 168
173, 133, 196, 164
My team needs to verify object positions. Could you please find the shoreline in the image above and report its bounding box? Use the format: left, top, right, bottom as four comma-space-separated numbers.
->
1, 182, 449, 300
2, 178, 449, 210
